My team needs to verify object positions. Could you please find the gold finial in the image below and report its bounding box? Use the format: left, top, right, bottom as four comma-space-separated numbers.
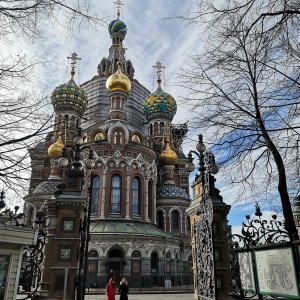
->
114, 0, 124, 19
48, 132, 65, 159
153, 61, 165, 88
67, 52, 81, 80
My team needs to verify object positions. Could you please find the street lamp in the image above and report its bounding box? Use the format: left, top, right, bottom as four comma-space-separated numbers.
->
186, 134, 218, 300
57, 127, 96, 300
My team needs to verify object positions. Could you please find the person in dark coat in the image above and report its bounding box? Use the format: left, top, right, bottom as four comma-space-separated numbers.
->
118, 278, 129, 300
106, 277, 116, 300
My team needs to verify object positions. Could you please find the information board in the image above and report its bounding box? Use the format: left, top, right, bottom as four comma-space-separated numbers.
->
238, 251, 256, 293
254, 247, 299, 298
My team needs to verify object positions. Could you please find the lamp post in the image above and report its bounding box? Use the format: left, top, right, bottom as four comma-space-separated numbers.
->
58, 127, 96, 300
186, 134, 218, 300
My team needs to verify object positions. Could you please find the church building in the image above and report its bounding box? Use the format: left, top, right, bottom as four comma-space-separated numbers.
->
23, 2, 193, 291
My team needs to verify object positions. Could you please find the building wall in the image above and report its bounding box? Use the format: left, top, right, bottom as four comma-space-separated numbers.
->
0, 226, 36, 300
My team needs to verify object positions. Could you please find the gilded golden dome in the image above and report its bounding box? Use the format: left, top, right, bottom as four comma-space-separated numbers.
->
159, 139, 178, 166
106, 61, 131, 93
48, 133, 65, 159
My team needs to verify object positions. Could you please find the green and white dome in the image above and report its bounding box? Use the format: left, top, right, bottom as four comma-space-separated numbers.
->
143, 86, 177, 121
108, 19, 127, 37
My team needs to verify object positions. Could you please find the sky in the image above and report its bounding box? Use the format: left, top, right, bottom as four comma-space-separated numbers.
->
5, 0, 285, 233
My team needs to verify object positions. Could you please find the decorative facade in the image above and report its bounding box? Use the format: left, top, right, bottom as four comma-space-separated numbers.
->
23, 4, 193, 295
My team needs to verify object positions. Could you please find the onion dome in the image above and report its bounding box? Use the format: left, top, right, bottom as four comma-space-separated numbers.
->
106, 61, 131, 93
143, 81, 177, 121
48, 133, 64, 159
159, 139, 178, 166
51, 55, 88, 115
108, 19, 127, 37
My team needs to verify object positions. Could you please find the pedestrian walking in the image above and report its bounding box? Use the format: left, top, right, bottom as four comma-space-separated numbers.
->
118, 278, 129, 300
106, 277, 116, 300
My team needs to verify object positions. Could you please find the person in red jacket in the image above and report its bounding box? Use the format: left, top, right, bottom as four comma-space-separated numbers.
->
106, 277, 116, 300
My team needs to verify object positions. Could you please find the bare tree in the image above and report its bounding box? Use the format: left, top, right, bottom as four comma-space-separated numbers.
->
178, 0, 300, 239
0, 1, 105, 201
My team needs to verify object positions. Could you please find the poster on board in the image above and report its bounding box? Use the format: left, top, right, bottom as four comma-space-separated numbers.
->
254, 247, 299, 298
0, 254, 11, 300
238, 251, 256, 293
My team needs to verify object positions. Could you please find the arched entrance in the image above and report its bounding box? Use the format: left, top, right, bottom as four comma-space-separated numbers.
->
107, 248, 124, 284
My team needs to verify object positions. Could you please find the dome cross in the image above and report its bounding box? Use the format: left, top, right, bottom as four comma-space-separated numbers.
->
67, 52, 81, 80
114, 0, 124, 19
153, 61, 165, 88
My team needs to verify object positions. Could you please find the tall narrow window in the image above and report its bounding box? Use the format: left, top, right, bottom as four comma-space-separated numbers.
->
132, 177, 140, 215
159, 122, 164, 134
157, 211, 164, 230
148, 181, 152, 220
110, 175, 121, 213
172, 210, 179, 231
91, 175, 100, 214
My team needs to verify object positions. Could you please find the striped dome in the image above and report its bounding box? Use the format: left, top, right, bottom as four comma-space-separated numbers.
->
108, 19, 127, 37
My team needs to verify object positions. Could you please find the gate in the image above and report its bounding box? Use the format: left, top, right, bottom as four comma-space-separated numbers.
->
194, 172, 216, 300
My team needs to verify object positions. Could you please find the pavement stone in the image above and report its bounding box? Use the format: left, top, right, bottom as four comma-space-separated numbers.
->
84, 293, 194, 300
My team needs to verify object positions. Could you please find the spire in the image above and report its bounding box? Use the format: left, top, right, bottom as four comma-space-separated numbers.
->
67, 52, 81, 80
153, 61, 165, 89
114, 0, 124, 19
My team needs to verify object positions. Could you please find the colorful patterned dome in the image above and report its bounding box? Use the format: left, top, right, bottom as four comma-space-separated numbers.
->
108, 19, 127, 37
106, 61, 131, 93
143, 86, 177, 120
51, 77, 88, 115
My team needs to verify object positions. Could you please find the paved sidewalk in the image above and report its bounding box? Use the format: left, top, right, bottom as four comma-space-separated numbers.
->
84, 293, 194, 300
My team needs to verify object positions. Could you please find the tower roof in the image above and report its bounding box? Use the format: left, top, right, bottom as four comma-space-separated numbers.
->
106, 61, 131, 94
143, 62, 177, 121
51, 53, 88, 116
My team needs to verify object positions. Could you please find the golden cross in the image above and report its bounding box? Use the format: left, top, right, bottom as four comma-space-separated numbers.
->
67, 53, 81, 80
114, 0, 124, 19
153, 61, 165, 87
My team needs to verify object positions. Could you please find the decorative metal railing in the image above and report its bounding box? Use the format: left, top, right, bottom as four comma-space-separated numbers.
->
0, 192, 46, 299
228, 203, 290, 299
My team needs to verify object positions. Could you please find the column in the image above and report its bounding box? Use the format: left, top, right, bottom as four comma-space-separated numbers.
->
100, 166, 107, 219
145, 177, 149, 221
125, 171, 131, 219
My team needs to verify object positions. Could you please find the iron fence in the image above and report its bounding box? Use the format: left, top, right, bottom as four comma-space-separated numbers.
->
85, 271, 194, 294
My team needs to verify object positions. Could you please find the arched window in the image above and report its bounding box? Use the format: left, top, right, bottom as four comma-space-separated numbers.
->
172, 210, 179, 231
150, 124, 153, 135
187, 215, 191, 232
132, 177, 140, 215
148, 181, 152, 220
91, 175, 100, 214
166, 252, 171, 273
114, 131, 123, 147
151, 252, 159, 272
131, 250, 142, 274
157, 211, 164, 230
88, 250, 98, 275
159, 122, 164, 134
110, 175, 121, 213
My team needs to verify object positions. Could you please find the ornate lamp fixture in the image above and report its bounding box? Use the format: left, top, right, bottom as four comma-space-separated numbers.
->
185, 134, 218, 178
